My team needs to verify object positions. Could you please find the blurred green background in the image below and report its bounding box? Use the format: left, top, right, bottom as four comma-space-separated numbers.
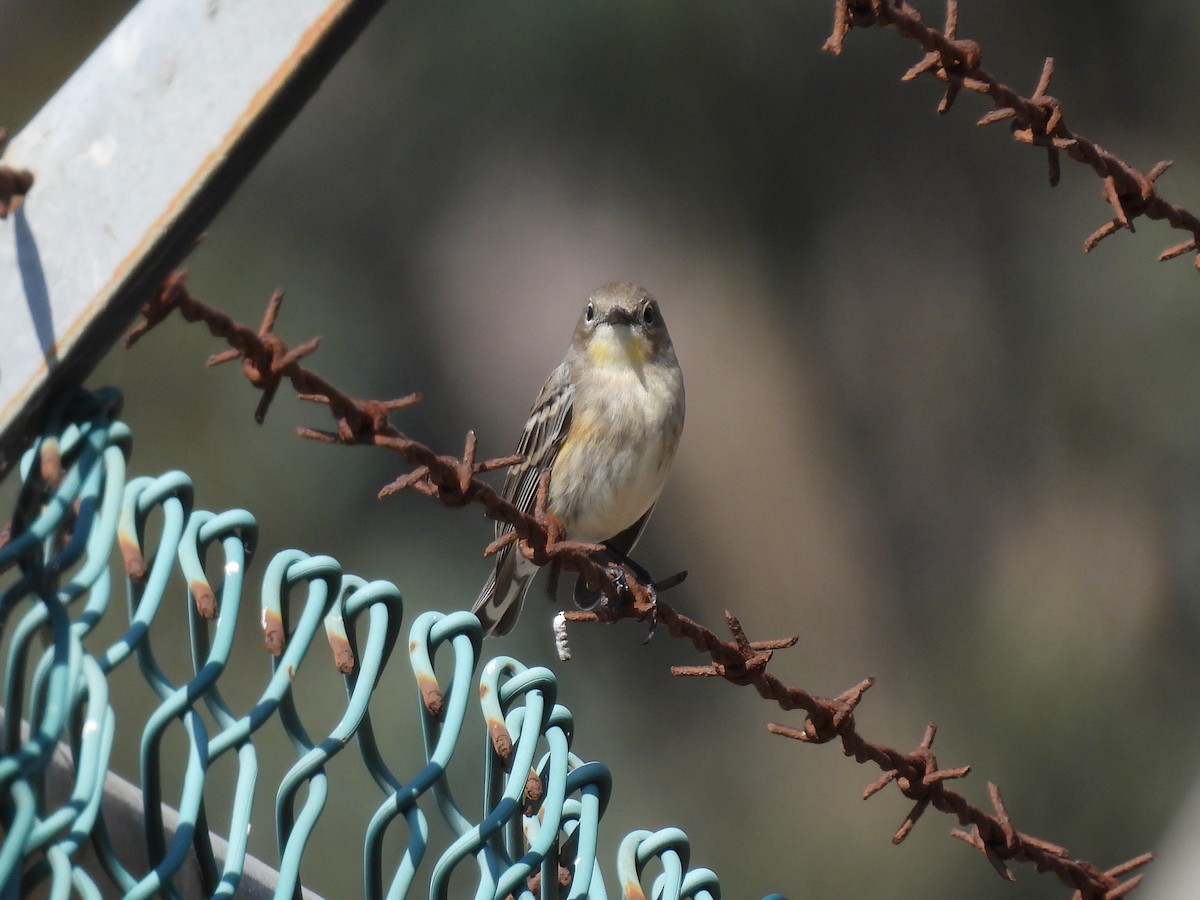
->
4, 1, 1200, 897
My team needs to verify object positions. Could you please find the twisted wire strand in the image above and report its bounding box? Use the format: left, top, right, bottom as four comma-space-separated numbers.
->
823, 0, 1200, 268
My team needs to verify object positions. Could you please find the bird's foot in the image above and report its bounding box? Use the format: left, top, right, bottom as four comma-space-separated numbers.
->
598, 563, 658, 643
640, 585, 659, 645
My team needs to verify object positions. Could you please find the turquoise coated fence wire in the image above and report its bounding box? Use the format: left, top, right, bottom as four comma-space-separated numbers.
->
0, 389, 784, 899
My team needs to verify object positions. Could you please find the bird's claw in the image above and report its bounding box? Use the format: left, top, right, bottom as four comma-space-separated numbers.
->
609, 564, 658, 643
584, 564, 629, 614
608, 565, 631, 600
640, 585, 659, 645
578, 561, 659, 643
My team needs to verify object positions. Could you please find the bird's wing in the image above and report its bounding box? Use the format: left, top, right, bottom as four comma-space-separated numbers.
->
472, 363, 574, 637
496, 362, 575, 537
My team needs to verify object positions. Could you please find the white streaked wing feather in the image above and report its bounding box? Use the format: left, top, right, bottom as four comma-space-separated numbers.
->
495, 363, 575, 538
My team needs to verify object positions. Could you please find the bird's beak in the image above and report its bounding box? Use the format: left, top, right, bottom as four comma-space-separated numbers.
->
603, 307, 636, 327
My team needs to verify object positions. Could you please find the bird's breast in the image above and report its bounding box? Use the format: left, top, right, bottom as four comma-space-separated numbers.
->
549, 363, 683, 541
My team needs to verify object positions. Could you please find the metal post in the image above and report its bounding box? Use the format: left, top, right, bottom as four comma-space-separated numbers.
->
0, 0, 387, 476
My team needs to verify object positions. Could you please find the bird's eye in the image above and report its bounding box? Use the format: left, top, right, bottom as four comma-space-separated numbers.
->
585, 303, 595, 323
641, 302, 656, 325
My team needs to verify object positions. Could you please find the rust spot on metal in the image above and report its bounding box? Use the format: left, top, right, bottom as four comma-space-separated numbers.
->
521, 770, 544, 817
120, 535, 146, 580
487, 718, 512, 762
416, 674, 444, 718
190, 580, 217, 618
262, 607, 285, 657
327, 629, 355, 674
38, 441, 63, 488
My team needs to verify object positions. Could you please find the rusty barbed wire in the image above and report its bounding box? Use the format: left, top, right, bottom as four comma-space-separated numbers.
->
126, 272, 1154, 898
563, 605, 1151, 900
823, 0, 1200, 268
0, 128, 34, 217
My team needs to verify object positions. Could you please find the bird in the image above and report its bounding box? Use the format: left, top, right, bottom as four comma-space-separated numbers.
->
471, 282, 685, 637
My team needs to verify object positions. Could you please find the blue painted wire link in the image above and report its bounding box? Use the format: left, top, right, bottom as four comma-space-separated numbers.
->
0, 390, 779, 899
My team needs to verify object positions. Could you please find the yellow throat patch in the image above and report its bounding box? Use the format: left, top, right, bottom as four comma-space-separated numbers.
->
586, 328, 652, 367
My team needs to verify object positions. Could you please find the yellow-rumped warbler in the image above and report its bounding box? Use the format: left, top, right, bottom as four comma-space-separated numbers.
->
472, 282, 685, 637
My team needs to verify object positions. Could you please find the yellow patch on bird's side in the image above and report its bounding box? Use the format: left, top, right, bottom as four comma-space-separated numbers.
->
559, 410, 606, 461
551, 408, 608, 502
586, 328, 652, 367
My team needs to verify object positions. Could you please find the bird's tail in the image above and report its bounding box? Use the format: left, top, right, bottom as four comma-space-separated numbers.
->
472, 548, 538, 637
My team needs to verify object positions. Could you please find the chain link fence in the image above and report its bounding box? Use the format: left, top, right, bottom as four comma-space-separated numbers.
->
0, 388, 769, 899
